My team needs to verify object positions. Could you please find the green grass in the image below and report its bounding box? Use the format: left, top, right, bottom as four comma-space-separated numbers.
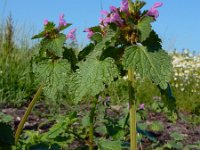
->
0, 50, 34, 107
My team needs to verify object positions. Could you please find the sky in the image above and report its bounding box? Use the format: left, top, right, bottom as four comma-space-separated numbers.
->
0, 0, 200, 53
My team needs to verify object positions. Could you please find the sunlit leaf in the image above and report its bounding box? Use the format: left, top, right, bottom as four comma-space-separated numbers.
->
70, 57, 118, 103
33, 59, 71, 100
97, 139, 122, 150
41, 34, 66, 57
123, 45, 172, 89
137, 16, 153, 42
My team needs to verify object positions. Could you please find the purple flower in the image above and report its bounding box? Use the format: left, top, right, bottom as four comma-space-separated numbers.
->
110, 6, 118, 13
120, 0, 129, 13
59, 13, 65, 20
102, 17, 111, 26
100, 10, 109, 16
147, 2, 163, 19
139, 103, 145, 110
100, 6, 124, 27
44, 19, 49, 26
109, 12, 124, 26
153, 2, 163, 8
59, 13, 67, 27
84, 28, 94, 39
66, 28, 76, 41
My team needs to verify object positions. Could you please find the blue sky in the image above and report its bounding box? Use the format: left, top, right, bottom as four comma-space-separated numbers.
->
0, 0, 200, 53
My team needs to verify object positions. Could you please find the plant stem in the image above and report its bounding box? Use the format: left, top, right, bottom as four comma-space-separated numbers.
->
15, 84, 44, 145
128, 69, 137, 150
89, 97, 98, 150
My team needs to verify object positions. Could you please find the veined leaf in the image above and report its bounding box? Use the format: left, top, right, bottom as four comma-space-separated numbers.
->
90, 27, 117, 57
33, 59, 71, 100
70, 57, 118, 103
123, 45, 172, 89
80, 26, 117, 60
159, 83, 177, 112
44, 117, 71, 139
58, 23, 72, 32
142, 30, 162, 51
97, 139, 122, 150
32, 31, 46, 39
32, 22, 56, 39
41, 34, 66, 57
78, 43, 95, 61
137, 16, 153, 42
63, 47, 78, 71
90, 33, 103, 43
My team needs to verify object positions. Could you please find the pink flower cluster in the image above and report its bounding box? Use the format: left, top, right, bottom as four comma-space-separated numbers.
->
43, 19, 49, 26
147, 2, 163, 19
100, 5, 124, 27
120, 0, 129, 13
84, 28, 94, 39
66, 28, 76, 41
43, 14, 76, 41
59, 13, 67, 27
43, 13, 67, 27
139, 103, 145, 110
84, 0, 129, 39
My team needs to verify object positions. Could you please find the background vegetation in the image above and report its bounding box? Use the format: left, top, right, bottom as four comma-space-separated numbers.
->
0, 14, 200, 150
0, 15, 200, 113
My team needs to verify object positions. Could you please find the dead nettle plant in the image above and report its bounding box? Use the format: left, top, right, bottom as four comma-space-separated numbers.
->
15, 14, 78, 145
70, 0, 174, 149
14, 0, 176, 149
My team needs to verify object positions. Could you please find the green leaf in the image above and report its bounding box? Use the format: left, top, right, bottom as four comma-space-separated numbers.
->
137, 16, 153, 42
159, 83, 177, 112
170, 132, 184, 141
97, 139, 122, 150
45, 120, 68, 139
44, 22, 56, 32
123, 45, 172, 89
41, 34, 66, 57
70, 57, 118, 103
32, 31, 46, 39
149, 121, 164, 132
29, 143, 50, 150
33, 59, 71, 100
42, 115, 77, 140
81, 113, 90, 127
32, 22, 56, 39
32, 23, 71, 40
128, 0, 134, 14
142, 30, 162, 51
90, 33, 103, 43
58, 23, 72, 32
0, 113, 13, 123
78, 43, 95, 61
89, 25, 102, 33
0, 122, 14, 147
90, 27, 117, 57
95, 126, 107, 135
100, 47, 123, 61
86, 26, 102, 43
63, 47, 78, 71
